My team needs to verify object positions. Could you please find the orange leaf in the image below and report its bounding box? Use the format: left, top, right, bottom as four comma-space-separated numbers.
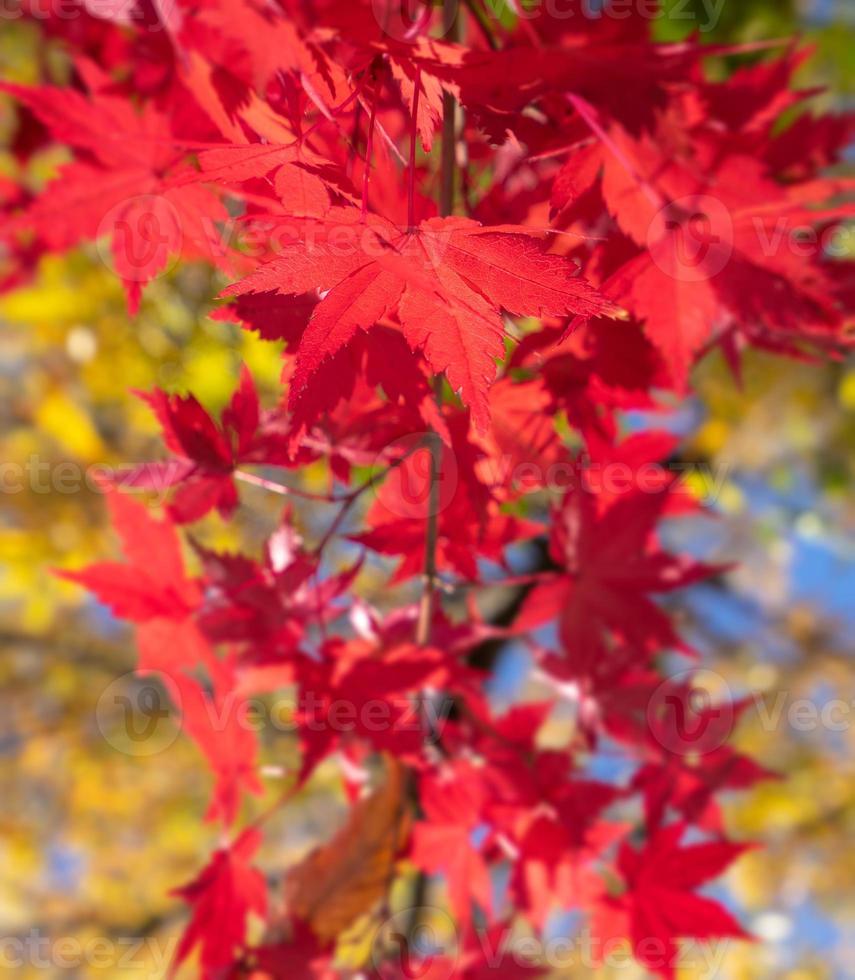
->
286, 757, 412, 942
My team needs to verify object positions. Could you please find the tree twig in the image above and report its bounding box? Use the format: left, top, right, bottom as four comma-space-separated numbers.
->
405, 0, 462, 952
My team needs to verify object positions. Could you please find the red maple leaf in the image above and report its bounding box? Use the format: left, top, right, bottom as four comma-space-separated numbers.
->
295, 637, 472, 778
517, 473, 715, 663
410, 760, 493, 925
243, 923, 336, 978
633, 743, 777, 835
355, 409, 540, 581
193, 518, 358, 659
224, 209, 616, 430
595, 824, 752, 979
1, 74, 228, 311
167, 663, 264, 826
57, 490, 200, 623
122, 365, 292, 523
172, 828, 267, 978
555, 97, 853, 383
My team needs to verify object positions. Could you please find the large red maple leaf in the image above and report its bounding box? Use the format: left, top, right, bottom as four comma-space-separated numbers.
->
224, 208, 617, 430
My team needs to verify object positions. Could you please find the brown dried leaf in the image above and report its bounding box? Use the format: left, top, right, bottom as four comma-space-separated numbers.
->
286, 758, 411, 941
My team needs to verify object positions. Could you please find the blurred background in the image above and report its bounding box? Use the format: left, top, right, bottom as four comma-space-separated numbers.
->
0, 1, 853, 977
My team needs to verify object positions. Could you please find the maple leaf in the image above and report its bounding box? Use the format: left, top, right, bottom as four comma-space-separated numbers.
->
1, 78, 228, 311
295, 637, 469, 777
243, 924, 336, 979
398, 34, 710, 137
597, 824, 752, 978
286, 757, 411, 941
212, 289, 318, 344
510, 813, 617, 931
516, 470, 716, 664
172, 828, 267, 978
57, 492, 229, 682
633, 744, 777, 835
476, 377, 564, 498
121, 366, 292, 523
224, 209, 617, 430
511, 318, 664, 441
195, 0, 346, 103
556, 102, 853, 383
167, 664, 264, 826
355, 409, 541, 581
57, 490, 200, 623
192, 519, 352, 657
279, 325, 449, 450
410, 760, 493, 925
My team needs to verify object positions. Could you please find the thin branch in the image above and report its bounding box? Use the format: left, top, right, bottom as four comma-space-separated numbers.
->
235, 469, 338, 502
414, 0, 459, 650
361, 73, 381, 220
407, 69, 422, 231
405, 0, 462, 949
413, 386, 445, 648
313, 444, 422, 555
462, 0, 500, 50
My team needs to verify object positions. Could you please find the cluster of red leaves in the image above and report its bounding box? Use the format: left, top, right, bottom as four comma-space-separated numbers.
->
6, 0, 853, 976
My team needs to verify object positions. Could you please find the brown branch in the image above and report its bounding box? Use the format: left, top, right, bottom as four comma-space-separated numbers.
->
403, 0, 463, 951
414, 0, 460, 649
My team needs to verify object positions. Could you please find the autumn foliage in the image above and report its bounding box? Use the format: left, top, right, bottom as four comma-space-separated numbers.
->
4, 0, 853, 976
